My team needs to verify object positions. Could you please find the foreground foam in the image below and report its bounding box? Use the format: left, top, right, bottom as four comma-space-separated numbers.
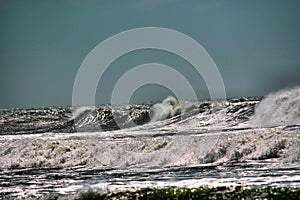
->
0, 127, 299, 170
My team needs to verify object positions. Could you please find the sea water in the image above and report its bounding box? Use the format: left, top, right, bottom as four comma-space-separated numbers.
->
0, 88, 299, 198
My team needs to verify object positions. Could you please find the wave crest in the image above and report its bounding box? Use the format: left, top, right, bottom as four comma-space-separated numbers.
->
150, 96, 181, 122
251, 87, 300, 127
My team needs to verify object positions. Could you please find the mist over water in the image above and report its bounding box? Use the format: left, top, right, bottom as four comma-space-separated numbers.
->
251, 87, 300, 127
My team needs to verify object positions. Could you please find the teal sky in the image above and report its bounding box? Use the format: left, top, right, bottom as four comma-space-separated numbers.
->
1, 0, 300, 108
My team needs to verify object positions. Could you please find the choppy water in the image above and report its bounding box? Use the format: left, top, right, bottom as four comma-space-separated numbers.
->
0, 88, 300, 199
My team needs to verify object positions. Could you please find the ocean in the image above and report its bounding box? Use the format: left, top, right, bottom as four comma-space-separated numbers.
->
0, 88, 299, 199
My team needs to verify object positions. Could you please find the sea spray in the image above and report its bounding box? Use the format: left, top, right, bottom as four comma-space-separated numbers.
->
251, 87, 300, 127
150, 96, 181, 122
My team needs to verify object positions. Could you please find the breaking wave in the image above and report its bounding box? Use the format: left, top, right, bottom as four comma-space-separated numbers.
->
251, 87, 300, 127
0, 89, 299, 170
150, 96, 180, 122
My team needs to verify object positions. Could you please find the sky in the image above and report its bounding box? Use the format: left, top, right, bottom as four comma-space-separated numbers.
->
0, 0, 300, 108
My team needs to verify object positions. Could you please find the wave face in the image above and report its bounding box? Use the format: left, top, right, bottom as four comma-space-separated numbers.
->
251, 87, 300, 127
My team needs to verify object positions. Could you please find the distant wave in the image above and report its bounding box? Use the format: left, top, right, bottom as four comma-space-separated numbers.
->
2, 86, 300, 135
0, 96, 260, 134
71, 106, 96, 120
150, 96, 181, 122
251, 87, 300, 127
